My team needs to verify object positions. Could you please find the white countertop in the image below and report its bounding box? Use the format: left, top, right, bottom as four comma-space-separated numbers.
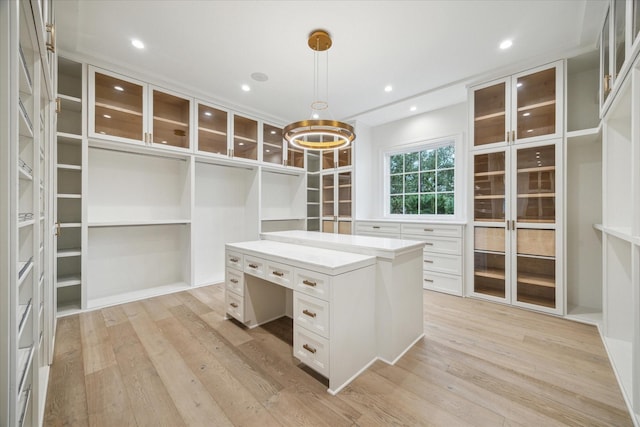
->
355, 218, 467, 225
260, 230, 425, 260
226, 239, 376, 275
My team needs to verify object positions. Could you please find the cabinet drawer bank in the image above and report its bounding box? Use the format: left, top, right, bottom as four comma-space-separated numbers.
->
260, 230, 426, 364
225, 240, 377, 395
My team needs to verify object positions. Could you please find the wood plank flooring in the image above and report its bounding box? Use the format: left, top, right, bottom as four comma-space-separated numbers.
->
44, 285, 634, 426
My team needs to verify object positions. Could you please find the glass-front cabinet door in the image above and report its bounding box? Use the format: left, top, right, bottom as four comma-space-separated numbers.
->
472, 79, 508, 148
197, 103, 228, 155
472, 149, 509, 301
263, 123, 284, 165
613, 0, 626, 82
149, 87, 191, 150
512, 142, 560, 312
233, 114, 258, 161
90, 68, 146, 143
601, 9, 611, 105
321, 171, 352, 234
471, 62, 562, 148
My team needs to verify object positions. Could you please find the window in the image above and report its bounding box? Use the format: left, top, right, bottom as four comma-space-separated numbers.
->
386, 139, 457, 216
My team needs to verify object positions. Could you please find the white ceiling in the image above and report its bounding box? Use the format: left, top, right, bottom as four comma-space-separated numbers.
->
55, 0, 608, 127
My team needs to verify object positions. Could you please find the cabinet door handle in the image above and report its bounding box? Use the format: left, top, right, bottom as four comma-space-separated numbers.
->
302, 309, 317, 318
511, 130, 515, 142
303, 344, 317, 354
424, 259, 434, 264
424, 242, 434, 246
372, 226, 380, 229
302, 279, 317, 287
230, 278, 238, 284
55, 221, 61, 237
604, 74, 612, 95
229, 257, 239, 263
512, 220, 516, 230
230, 302, 238, 308
46, 23, 56, 53
55, 98, 61, 113
272, 271, 284, 277
423, 228, 434, 232
424, 278, 434, 283
248, 263, 258, 269
506, 131, 509, 142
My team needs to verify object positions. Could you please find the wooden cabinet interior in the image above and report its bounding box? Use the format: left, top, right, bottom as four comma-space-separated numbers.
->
94, 72, 144, 141
152, 90, 190, 148
197, 104, 227, 154
516, 68, 556, 139
473, 151, 506, 221
473, 82, 506, 147
263, 123, 283, 165
233, 115, 258, 160
516, 144, 556, 223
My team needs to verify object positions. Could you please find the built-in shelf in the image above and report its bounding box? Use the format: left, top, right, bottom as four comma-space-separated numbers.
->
517, 99, 556, 112
18, 219, 35, 228
57, 194, 81, 199
87, 219, 191, 227
59, 223, 81, 228
474, 268, 505, 281
56, 275, 81, 288
566, 125, 602, 144
517, 272, 555, 288
57, 163, 82, 171
57, 248, 82, 258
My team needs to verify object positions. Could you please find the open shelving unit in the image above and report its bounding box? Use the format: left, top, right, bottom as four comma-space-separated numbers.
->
260, 167, 306, 233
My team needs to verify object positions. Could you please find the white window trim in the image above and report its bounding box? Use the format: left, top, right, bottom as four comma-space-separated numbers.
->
382, 133, 465, 221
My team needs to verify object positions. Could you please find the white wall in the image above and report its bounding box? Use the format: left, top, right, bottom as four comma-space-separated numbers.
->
355, 102, 468, 219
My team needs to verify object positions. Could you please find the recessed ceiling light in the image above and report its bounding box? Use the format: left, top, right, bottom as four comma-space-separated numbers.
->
161, 140, 167, 144
516, 82, 523, 88
312, 113, 319, 119
409, 106, 417, 112
103, 114, 111, 119
241, 84, 251, 92
527, 129, 533, 133
523, 112, 530, 117
499, 39, 513, 50
204, 111, 212, 117
270, 130, 276, 135
384, 85, 393, 92
266, 149, 271, 153
131, 39, 145, 49
114, 85, 124, 92
239, 142, 245, 146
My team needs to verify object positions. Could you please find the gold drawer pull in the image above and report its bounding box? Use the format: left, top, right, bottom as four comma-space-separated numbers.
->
424, 278, 434, 283
230, 302, 238, 308
423, 228, 434, 232
303, 309, 317, 318
230, 278, 239, 284
303, 344, 317, 354
302, 279, 317, 287
272, 271, 284, 277
230, 257, 239, 263
424, 260, 434, 264
248, 263, 258, 269
425, 242, 434, 246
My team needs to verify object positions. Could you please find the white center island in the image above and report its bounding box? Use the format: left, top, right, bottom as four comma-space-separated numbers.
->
225, 231, 425, 394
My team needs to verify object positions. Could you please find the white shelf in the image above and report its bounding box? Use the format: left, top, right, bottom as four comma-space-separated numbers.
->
56, 275, 81, 288
261, 217, 306, 222
59, 223, 81, 228
57, 248, 82, 258
17, 345, 34, 394
597, 225, 639, 245
57, 194, 82, 199
18, 219, 35, 228
58, 93, 81, 104
56, 163, 82, 171
56, 132, 83, 141
17, 300, 32, 338
565, 305, 603, 327
88, 219, 191, 227
566, 125, 602, 144
56, 301, 82, 318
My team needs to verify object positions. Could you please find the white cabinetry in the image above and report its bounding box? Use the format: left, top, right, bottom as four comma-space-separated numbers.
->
88, 66, 193, 152
354, 220, 465, 296
319, 146, 353, 234
2, 0, 56, 425
225, 240, 376, 394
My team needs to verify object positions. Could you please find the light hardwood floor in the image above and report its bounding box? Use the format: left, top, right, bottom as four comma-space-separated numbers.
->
44, 285, 634, 426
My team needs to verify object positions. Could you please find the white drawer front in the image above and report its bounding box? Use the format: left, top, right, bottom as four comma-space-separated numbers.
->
294, 292, 330, 339
423, 271, 462, 296
402, 223, 462, 238
244, 256, 265, 278
294, 268, 330, 301
265, 260, 293, 289
225, 291, 244, 321
226, 251, 243, 269
355, 222, 401, 235
225, 268, 244, 296
423, 253, 462, 276
294, 327, 329, 378
421, 236, 462, 256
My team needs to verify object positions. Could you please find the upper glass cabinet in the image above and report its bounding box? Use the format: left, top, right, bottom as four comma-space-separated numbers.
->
233, 115, 258, 161
197, 104, 228, 155
471, 62, 562, 149
263, 123, 283, 165
150, 88, 190, 149
92, 71, 145, 142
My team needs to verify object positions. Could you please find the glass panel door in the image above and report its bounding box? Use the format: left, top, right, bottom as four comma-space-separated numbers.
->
151, 89, 190, 149
602, 9, 611, 103
337, 172, 352, 234
263, 123, 283, 165
634, 0, 640, 43
287, 146, 305, 168
322, 150, 335, 169
197, 104, 227, 155
233, 115, 258, 160
322, 173, 336, 233
338, 147, 352, 167
473, 150, 507, 299
515, 68, 556, 140
93, 72, 144, 141
613, 0, 626, 79
514, 143, 557, 309
473, 81, 507, 147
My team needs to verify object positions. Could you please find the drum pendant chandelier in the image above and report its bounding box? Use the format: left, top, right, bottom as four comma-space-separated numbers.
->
283, 30, 356, 151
